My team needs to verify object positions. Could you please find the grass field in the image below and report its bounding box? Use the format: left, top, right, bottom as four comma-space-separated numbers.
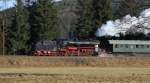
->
0, 56, 149, 83
0, 56, 150, 67
0, 67, 150, 83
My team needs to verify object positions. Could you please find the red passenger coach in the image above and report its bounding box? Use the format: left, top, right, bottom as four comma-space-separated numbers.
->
33, 41, 100, 56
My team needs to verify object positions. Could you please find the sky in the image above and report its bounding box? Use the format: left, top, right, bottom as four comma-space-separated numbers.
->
0, 0, 16, 10
0, 0, 62, 10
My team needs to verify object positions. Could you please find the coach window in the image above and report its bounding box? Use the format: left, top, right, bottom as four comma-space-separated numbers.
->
115, 44, 118, 48
125, 44, 128, 48
136, 45, 139, 48
147, 45, 149, 48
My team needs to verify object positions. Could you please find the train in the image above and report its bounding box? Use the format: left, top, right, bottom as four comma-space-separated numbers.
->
33, 40, 150, 56
33, 40, 100, 56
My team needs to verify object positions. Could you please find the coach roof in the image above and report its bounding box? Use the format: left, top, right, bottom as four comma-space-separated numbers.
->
109, 40, 150, 45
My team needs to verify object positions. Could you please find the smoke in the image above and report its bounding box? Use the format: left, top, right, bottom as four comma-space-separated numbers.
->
96, 8, 150, 37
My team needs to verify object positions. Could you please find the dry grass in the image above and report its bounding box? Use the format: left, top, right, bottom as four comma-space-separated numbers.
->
0, 67, 149, 83
0, 56, 149, 83
0, 67, 149, 76
0, 56, 149, 67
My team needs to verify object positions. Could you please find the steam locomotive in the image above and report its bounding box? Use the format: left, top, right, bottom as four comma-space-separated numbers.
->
33, 40, 100, 56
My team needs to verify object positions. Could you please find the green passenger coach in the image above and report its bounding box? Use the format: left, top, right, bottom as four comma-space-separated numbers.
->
109, 40, 150, 53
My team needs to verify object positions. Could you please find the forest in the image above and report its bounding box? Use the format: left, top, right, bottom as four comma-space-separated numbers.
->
0, 0, 149, 55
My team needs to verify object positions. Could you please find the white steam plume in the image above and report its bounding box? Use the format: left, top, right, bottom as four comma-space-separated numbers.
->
96, 8, 150, 37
